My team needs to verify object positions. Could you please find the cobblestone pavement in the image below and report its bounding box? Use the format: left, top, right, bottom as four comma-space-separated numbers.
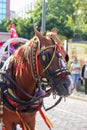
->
35, 92, 87, 130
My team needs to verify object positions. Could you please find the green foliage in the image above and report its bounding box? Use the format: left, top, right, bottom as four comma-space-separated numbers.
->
0, 0, 87, 40
82, 33, 87, 40
0, 18, 35, 39
27, 0, 42, 31
0, 19, 11, 32
73, 0, 87, 37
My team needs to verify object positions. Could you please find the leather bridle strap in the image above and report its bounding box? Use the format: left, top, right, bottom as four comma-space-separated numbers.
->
43, 45, 56, 72
43, 96, 62, 111
1, 71, 34, 99
48, 36, 66, 62
1, 71, 52, 106
29, 37, 40, 81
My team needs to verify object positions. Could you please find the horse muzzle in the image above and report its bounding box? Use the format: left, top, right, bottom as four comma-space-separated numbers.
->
53, 75, 74, 97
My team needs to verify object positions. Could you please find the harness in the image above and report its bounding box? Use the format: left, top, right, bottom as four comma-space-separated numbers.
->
0, 36, 70, 112
0, 38, 51, 113
0, 36, 70, 130
0, 65, 51, 113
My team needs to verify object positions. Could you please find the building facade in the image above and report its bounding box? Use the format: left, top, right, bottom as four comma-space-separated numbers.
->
0, 0, 10, 22
0, 32, 11, 42
16, 0, 37, 19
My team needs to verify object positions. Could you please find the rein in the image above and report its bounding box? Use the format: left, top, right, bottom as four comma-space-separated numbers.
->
43, 96, 62, 111
0, 70, 52, 112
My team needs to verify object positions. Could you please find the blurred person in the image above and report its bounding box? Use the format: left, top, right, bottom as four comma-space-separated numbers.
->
70, 57, 81, 91
81, 59, 87, 94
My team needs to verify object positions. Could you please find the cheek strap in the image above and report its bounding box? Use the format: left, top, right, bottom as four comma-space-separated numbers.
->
56, 45, 66, 62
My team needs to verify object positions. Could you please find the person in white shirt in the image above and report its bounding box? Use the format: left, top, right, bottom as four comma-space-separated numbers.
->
70, 57, 81, 91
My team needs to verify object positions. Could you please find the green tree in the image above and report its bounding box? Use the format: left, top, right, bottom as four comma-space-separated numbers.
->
0, 19, 11, 32
27, 0, 42, 31
46, 0, 76, 37
73, 0, 87, 39
29, 0, 76, 38
0, 0, 87, 40
0, 18, 35, 39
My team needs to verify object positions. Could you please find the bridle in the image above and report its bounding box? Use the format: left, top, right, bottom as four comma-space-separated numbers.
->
30, 35, 67, 80
28, 36, 70, 110
38, 44, 69, 75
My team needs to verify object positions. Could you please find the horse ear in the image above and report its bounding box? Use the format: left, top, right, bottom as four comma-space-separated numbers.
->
51, 27, 58, 34
34, 27, 44, 40
34, 27, 45, 46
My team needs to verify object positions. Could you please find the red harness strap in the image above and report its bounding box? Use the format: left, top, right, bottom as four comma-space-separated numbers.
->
56, 44, 66, 62
6, 96, 19, 108
36, 49, 40, 76
38, 106, 54, 130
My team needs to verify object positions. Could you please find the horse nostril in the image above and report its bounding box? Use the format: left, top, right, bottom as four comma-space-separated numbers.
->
63, 83, 67, 90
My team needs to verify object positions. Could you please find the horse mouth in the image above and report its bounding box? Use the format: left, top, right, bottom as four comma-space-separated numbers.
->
53, 75, 74, 97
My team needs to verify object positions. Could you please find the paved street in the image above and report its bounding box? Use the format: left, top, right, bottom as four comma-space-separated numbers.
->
35, 94, 87, 130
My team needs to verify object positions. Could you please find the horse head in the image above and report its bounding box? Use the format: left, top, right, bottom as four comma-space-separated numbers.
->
34, 28, 73, 97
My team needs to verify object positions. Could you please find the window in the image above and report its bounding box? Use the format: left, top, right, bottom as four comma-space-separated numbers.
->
3, 0, 6, 2
0, 3, 3, 8
0, 0, 10, 21
0, 0, 6, 2
2, 8, 6, 13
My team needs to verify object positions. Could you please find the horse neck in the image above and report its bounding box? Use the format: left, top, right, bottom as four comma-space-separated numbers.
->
12, 46, 37, 100
12, 41, 46, 100
14, 62, 36, 100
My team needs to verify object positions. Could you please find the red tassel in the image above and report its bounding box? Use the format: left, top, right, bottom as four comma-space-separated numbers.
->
38, 106, 52, 130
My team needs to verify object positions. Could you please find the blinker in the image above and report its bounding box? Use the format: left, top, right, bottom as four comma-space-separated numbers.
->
42, 55, 46, 61
39, 51, 51, 66
39, 51, 47, 69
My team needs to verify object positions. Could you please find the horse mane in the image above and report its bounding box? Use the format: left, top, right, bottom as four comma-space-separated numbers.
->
12, 41, 31, 74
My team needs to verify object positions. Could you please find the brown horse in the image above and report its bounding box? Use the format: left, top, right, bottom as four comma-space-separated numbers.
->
0, 28, 73, 130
